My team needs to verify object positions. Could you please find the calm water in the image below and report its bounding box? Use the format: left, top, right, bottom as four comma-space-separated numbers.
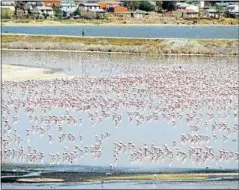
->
2, 50, 238, 168
2, 25, 239, 39
2, 51, 239, 189
2, 180, 239, 189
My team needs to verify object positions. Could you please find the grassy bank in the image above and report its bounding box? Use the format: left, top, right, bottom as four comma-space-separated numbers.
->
86, 173, 239, 182
2, 34, 239, 56
90, 173, 209, 181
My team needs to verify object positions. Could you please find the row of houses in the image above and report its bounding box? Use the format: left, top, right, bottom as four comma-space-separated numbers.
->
2, 1, 239, 19
1, 0, 131, 18
175, 1, 239, 19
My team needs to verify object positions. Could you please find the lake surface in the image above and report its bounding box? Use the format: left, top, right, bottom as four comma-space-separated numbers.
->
2, 51, 239, 189
2, 180, 239, 189
2, 25, 239, 39
2, 50, 238, 168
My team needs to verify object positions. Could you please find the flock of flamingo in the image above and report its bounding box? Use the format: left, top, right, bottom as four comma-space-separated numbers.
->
2, 54, 239, 170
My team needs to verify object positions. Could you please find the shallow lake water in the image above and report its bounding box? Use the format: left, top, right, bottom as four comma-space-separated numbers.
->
2, 25, 239, 39
2, 180, 239, 189
1, 50, 239, 189
2, 50, 239, 168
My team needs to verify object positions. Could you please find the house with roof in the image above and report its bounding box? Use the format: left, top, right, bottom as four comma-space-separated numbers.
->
78, 2, 100, 11
42, 0, 60, 7
78, 2, 106, 19
98, 1, 120, 10
176, 2, 189, 9
14, 0, 42, 17
1, 0, 15, 11
227, 4, 239, 17
132, 9, 147, 19
60, 1, 78, 17
182, 5, 199, 19
31, 5, 53, 17
107, 5, 128, 14
205, 9, 220, 19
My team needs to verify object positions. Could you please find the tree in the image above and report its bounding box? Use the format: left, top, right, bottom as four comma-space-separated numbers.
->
122, 1, 155, 12
53, 7, 62, 19
162, 1, 176, 12
75, 8, 81, 16
122, 1, 140, 11
138, 1, 155, 12
155, 1, 163, 12
215, 5, 223, 19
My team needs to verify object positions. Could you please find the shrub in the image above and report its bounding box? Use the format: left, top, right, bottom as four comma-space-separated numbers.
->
75, 8, 81, 16
53, 7, 62, 19
1, 8, 14, 19
103, 13, 108, 20
122, 1, 155, 12
138, 1, 155, 12
38, 14, 44, 19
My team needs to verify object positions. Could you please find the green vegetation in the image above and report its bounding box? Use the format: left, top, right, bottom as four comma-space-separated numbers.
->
122, 1, 140, 11
138, 1, 155, 12
2, 34, 239, 56
162, 1, 177, 12
75, 8, 81, 17
53, 7, 63, 19
122, 1, 155, 11
155, 1, 163, 12
1, 8, 14, 19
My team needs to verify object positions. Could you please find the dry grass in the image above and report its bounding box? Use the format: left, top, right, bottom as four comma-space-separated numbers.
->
92, 174, 209, 181
86, 173, 238, 181
13, 172, 239, 183
2, 34, 239, 56
2, 14, 238, 26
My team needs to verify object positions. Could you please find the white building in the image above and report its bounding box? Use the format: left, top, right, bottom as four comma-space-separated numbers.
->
200, 0, 204, 9
32, 6, 53, 16
176, 2, 189, 9
60, 1, 78, 17
78, 3, 100, 11
185, 5, 199, 13
227, 5, 239, 16
1, 0, 15, 11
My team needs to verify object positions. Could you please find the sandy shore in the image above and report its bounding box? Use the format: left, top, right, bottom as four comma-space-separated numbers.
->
2, 64, 73, 81
16, 178, 64, 183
